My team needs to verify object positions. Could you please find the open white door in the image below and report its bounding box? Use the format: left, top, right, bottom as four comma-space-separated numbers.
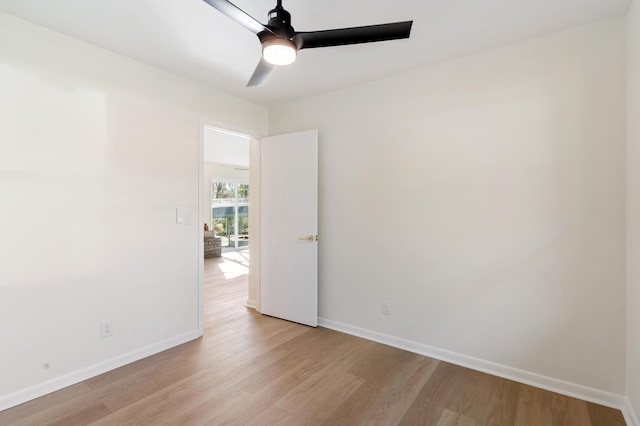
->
260, 130, 318, 327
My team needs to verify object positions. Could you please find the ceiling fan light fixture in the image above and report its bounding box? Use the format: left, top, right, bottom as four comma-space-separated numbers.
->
262, 38, 297, 65
204, 0, 413, 86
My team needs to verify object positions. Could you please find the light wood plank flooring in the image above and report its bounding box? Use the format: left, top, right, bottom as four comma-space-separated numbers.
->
0, 251, 626, 425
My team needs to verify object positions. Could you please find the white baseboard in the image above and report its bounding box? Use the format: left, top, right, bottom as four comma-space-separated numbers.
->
318, 317, 626, 411
245, 299, 257, 309
623, 397, 640, 426
0, 330, 200, 412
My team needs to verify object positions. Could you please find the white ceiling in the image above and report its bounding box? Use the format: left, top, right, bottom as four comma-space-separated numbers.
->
204, 126, 250, 167
0, 0, 632, 106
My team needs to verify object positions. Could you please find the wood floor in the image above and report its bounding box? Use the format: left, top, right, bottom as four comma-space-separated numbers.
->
0, 251, 626, 425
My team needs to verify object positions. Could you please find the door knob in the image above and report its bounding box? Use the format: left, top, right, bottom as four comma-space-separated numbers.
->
297, 235, 315, 241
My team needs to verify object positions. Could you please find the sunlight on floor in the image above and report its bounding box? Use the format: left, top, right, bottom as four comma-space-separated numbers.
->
219, 250, 249, 279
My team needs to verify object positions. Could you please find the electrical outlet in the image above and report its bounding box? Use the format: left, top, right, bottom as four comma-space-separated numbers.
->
382, 301, 391, 315
101, 321, 114, 338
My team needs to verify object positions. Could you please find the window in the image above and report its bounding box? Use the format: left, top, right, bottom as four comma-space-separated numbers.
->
211, 181, 249, 251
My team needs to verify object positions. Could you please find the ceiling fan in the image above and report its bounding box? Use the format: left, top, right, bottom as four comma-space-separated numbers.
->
202, 0, 413, 87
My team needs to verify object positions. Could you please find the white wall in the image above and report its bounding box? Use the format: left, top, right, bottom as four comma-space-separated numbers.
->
627, 0, 640, 421
270, 17, 627, 396
0, 11, 267, 408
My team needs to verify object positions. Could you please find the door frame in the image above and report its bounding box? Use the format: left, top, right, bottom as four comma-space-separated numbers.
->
198, 117, 263, 336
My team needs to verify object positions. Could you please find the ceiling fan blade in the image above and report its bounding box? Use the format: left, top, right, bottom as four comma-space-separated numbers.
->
293, 21, 413, 50
202, 0, 272, 35
247, 58, 275, 87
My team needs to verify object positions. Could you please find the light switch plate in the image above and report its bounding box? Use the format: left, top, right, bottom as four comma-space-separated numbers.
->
176, 208, 184, 224
183, 211, 193, 225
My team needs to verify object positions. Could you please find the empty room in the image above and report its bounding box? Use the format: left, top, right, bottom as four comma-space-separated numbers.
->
1, 0, 640, 424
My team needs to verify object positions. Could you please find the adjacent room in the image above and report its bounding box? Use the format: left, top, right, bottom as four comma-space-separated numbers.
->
1, 0, 639, 424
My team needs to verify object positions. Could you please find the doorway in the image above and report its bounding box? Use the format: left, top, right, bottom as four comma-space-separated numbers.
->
199, 122, 316, 329
202, 124, 257, 312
